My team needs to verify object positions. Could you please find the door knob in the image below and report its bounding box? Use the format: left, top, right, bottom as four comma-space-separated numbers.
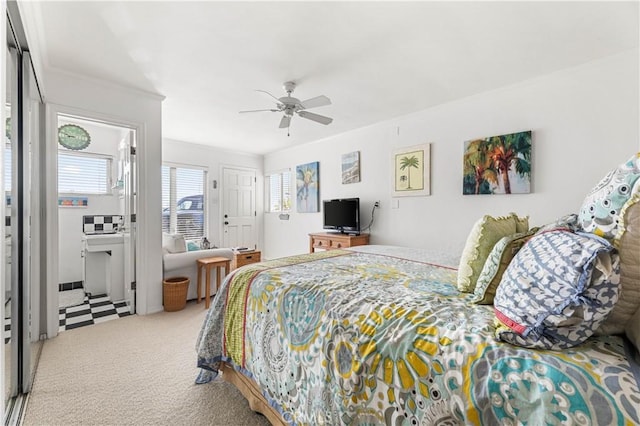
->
224, 221, 229, 225
224, 214, 228, 218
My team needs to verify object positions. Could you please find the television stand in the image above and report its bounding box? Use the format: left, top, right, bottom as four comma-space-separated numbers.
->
308, 232, 370, 253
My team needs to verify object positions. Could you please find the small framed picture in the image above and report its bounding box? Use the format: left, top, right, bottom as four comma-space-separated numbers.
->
392, 143, 431, 197
341, 151, 360, 184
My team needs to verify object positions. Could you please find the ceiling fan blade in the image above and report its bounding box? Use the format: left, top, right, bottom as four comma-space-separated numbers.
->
297, 110, 333, 125
279, 115, 291, 129
239, 109, 278, 113
299, 95, 331, 110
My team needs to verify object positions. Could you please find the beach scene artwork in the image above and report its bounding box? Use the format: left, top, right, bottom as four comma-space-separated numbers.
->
342, 151, 360, 184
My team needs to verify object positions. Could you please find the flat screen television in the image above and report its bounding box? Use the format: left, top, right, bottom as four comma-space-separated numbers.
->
323, 198, 360, 235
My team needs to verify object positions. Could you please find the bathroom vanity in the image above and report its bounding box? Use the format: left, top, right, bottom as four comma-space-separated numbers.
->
82, 233, 125, 301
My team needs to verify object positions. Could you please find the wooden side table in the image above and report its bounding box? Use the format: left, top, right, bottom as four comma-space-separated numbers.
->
232, 250, 262, 270
196, 256, 231, 309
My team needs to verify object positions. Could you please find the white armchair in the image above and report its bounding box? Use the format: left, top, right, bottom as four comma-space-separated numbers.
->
162, 234, 233, 300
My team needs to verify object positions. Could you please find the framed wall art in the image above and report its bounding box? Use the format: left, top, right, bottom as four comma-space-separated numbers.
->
296, 161, 319, 213
463, 130, 532, 195
392, 143, 431, 197
58, 196, 88, 207
341, 151, 360, 184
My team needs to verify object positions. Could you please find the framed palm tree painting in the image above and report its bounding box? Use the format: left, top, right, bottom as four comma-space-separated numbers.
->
392, 143, 431, 197
463, 130, 531, 195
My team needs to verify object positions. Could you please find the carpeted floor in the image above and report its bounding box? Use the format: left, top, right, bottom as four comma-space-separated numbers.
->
22, 300, 270, 426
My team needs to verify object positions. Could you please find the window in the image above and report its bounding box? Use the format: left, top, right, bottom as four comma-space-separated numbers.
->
162, 164, 206, 240
58, 152, 111, 194
265, 170, 291, 212
4, 144, 11, 193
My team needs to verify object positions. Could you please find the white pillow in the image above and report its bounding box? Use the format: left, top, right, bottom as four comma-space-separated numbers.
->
162, 233, 186, 253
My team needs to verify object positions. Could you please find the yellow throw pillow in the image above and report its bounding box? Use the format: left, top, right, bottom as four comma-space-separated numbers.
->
597, 190, 640, 335
457, 214, 517, 293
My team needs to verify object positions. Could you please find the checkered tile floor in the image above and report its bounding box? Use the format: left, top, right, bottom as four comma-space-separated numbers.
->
4, 315, 9, 345
59, 293, 132, 332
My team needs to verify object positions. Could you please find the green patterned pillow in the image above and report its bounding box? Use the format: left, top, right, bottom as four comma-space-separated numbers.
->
473, 228, 539, 304
457, 214, 517, 293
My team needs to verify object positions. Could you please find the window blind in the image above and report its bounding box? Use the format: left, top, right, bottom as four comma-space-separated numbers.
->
58, 152, 111, 194
4, 145, 11, 192
266, 170, 291, 212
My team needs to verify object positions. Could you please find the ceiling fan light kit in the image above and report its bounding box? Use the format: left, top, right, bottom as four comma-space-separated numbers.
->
240, 81, 333, 136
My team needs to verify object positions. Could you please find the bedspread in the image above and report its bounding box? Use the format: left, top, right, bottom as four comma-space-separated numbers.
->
196, 245, 640, 425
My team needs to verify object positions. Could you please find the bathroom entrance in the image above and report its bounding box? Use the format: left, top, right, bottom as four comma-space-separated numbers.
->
56, 114, 137, 331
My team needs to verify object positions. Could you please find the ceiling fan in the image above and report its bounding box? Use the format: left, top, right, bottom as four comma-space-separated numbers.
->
240, 81, 333, 136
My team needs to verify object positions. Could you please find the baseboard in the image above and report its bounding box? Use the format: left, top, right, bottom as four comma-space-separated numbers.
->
58, 281, 84, 292
147, 304, 164, 315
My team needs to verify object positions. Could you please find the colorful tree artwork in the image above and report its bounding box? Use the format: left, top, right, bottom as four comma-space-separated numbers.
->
463, 131, 531, 195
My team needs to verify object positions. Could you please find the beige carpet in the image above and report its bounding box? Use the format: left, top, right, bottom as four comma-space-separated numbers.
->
22, 301, 270, 426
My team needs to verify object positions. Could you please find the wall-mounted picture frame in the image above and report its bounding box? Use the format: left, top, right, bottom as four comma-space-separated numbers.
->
296, 161, 320, 213
58, 196, 88, 207
392, 143, 431, 197
463, 130, 532, 195
341, 151, 360, 184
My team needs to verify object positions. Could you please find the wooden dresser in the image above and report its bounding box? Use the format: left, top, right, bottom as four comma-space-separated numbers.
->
308, 232, 369, 253
231, 250, 262, 270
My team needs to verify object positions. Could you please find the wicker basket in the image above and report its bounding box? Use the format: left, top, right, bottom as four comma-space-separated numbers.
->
163, 277, 189, 312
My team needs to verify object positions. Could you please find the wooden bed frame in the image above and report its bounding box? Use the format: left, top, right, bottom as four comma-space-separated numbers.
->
220, 361, 287, 426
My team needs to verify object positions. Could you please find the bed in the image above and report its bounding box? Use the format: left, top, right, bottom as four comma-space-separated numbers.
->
196, 245, 640, 425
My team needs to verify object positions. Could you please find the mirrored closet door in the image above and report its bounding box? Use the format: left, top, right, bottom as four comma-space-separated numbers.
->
4, 4, 44, 416
4, 31, 19, 409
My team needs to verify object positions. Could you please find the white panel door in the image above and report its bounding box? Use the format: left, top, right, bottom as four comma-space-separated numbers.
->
222, 167, 256, 249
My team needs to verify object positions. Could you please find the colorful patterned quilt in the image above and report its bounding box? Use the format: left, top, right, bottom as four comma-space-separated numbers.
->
196, 245, 640, 425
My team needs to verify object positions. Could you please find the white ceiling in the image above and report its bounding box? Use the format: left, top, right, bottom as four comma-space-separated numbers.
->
21, 1, 639, 155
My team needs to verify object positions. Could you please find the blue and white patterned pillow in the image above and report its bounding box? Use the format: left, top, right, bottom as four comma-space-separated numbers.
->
494, 229, 620, 350
579, 153, 640, 239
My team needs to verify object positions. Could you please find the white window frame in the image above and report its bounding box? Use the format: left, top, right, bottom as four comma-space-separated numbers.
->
58, 151, 113, 195
162, 162, 208, 240
265, 169, 291, 213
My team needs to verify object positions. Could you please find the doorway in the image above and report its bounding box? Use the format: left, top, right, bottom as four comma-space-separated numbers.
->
55, 114, 137, 333
221, 166, 257, 249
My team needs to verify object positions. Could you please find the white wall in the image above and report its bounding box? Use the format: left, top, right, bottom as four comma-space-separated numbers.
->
264, 49, 640, 260
162, 138, 264, 250
57, 120, 125, 284
43, 69, 164, 326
